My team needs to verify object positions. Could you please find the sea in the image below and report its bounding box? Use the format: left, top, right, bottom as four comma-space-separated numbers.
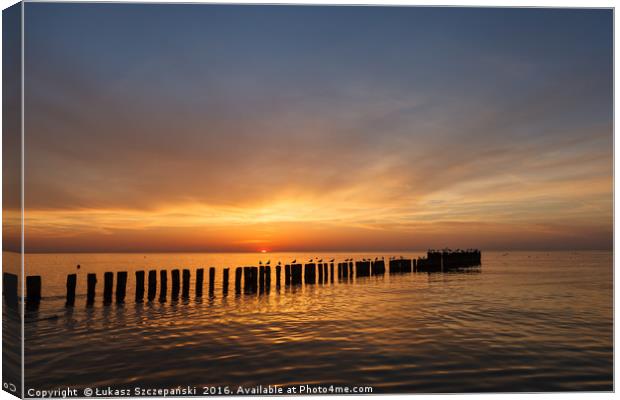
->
2, 251, 613, 395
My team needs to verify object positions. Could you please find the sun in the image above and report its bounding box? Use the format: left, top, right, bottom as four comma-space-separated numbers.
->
260, 249, 268, 253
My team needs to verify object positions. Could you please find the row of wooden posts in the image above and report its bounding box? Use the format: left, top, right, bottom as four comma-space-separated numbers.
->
3, 251, 482, 309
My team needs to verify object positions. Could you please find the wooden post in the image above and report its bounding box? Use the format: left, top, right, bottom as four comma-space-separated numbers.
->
87, 273, 97, 305
349, 261, 353, 277
159, 270, 168, 302
196, 268, 204, 297
266, 266, 271, 292
135, 271, 145, 303
223, 268, 229, 295
3, 273, 18, 308
103, 272, 113, 305
147, 270, 157, 301
243, 267, 251, 293
285, 265, 291, 285
116, 271, 127, 304
259, 266, 265, 293
209, 267, 215, 296
235, 267, 242, 294
318, 263, 324, 283
26, 276, 42, 308
372, 260, 385, 275
304, 263, 316, 284
330, 263, 334, 283
65, 273, 77, 307
323, 264, 328, 283
245, 266, 258, 293
182, 269, 190, 298
291, 264, 302, 285
171, 269, 180, 300
276, 265, 281, 289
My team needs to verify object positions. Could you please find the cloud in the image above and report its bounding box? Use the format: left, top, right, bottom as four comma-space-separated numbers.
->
16, 5, 613, 251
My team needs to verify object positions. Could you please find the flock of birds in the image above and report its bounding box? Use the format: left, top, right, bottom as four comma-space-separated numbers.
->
258, 258, 337, 266
257, 256, 403, 266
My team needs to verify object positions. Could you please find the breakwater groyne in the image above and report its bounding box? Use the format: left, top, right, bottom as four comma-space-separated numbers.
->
3, 250, 481, 310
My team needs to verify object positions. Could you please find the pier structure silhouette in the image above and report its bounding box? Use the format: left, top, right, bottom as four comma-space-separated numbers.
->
5, 250, 481, 310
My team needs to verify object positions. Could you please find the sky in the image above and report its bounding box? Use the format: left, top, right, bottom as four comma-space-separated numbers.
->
10, 4, 613, 252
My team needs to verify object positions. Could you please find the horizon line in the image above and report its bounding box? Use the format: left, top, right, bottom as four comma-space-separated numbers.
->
5, 249, 613, 255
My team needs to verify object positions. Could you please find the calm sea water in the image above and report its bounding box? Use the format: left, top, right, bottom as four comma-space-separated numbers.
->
7, 251, 614, 394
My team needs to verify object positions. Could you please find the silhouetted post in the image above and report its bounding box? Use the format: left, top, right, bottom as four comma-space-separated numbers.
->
235, 267, 242, 294
147, 270, 157, 301
243, 267, 251, 293
266, 266, 271, 293
285, 265, 291, 285
87, 273, 97, 306
304, 263, 316, 284
159, 270, 168, 302
356, 261, 371, 277
182, 269, 190, 299
252, 267, 259, 291
116, 271, 127, 304
276, 265, 281, 289
291, 264, 302, 285
259, 266, 265, 293
63, 274, 77, 307
135, 271, 145, 303
196, 268, 204, 297
25, 276, 41, 310
171, 269, 180, 300
223, 268, 229, 296
318, 263, 323, 283
330, 263, 334, 283
348, 262, 353, 277
324, 264, 328, 283
209, 267, 215, 296
103, 272, 114, 305
244, 267, 258, 293
372, 260, 385, 275
3, 273, 18, 308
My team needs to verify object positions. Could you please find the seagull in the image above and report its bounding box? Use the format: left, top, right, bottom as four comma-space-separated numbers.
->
266, 260, 271, 265
318, 259, 323, 263
292, 259, 297, 263
76, 264, 81, 270
329, 258, 335, 262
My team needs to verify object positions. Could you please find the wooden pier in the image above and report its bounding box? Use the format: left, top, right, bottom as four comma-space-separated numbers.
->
3, 250, 481, 310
